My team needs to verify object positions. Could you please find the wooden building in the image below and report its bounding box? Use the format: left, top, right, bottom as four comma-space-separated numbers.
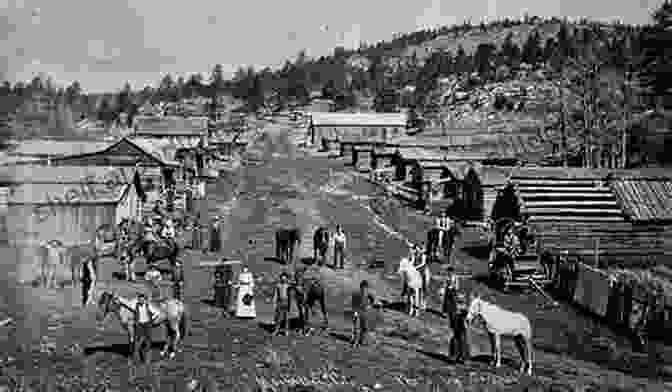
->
307, 99, 335, 113
208, 134, 249, 159
308, 112, 407, 147
133, 116, 208, 146
47, 137, 185, 216
491, 167, 672, 266
0, 165, 142, 284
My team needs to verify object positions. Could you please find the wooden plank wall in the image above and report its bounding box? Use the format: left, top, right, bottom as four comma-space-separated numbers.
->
531, 221, 672, 267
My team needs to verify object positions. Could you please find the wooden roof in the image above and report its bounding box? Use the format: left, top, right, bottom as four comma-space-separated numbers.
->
310, 112, 407, 127
611, 179, 672, 222
49, 137, 179, 167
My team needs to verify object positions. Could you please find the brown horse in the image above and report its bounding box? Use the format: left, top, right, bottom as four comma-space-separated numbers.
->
123, 221, 180, 280
312, 227, 330, 265
292, 267, 328, 335
275, 228, 301, 265
68, 243, 98, 286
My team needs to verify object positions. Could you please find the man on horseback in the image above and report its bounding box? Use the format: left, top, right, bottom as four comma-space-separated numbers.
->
134, 293, 156, 364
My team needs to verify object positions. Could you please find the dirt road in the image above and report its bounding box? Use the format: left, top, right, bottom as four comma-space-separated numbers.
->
0, 118, 669, 391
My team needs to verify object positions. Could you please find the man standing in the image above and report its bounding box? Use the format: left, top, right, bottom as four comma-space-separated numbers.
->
134, 293, 155, 364
352, 280, 379, 347
80, 256, 96, 307
333, 225, 347, 269
441, 270, 468, 363
272, 272, 291, 336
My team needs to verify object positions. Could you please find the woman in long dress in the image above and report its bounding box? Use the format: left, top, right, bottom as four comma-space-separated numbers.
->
235, 266, 256, 318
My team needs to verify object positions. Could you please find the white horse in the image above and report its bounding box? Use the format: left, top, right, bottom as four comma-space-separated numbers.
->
397, 257, 431, 316
465, 295, 533, 375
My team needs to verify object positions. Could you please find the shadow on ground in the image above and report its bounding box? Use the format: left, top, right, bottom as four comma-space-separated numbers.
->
84, 342, 167, 358
258, 318, 306, 333
461, 244, 491, 260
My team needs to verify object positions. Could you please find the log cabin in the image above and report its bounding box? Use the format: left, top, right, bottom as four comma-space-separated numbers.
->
491, 167, 672, 267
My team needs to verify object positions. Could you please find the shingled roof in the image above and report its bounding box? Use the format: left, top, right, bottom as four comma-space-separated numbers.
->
0, 166, 139, 204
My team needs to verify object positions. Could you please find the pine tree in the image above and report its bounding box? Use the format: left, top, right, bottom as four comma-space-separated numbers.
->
474, 43, 496, 78
210, 64, 226, 99
638, 0, 672, 106
521, 31, 542, 65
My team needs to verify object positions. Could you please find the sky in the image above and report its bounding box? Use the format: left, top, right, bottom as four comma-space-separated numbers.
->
0, 0, 662, 93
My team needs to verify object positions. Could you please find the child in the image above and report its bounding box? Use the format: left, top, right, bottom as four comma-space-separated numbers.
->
351, 280, 379, 347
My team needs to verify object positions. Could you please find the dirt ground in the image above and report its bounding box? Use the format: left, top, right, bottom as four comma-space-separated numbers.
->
0, 117, 670, 391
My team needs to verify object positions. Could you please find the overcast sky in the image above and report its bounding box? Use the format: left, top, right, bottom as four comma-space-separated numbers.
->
0, 0, 661, 93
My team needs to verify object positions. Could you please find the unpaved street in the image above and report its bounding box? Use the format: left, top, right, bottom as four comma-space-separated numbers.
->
0, 119, 668, 391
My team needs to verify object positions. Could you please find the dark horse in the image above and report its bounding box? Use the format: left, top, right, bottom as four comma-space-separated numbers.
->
313, 227, 330, 266
489, 249, 515, 288
292, 268, 328, 335
275, 228, 301, 265
426, 225, 460, 263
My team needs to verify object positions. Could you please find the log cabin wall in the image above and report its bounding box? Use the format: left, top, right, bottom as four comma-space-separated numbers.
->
500, 172, 672, 267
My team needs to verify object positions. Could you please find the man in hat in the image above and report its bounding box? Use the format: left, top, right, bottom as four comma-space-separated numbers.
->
436, 211, 453, 252
333, 225, 347, 269
134, 293, 156, 364
80, 255, 97, 307
272, 272, 292, 336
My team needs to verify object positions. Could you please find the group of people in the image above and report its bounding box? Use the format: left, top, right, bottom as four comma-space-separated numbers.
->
269, 269, 380, 347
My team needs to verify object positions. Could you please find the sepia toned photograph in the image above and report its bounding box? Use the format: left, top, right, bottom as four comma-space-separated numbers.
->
0, 0, 671, 390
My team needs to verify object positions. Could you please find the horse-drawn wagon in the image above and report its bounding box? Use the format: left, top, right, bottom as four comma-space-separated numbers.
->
487, 218, 547, 289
